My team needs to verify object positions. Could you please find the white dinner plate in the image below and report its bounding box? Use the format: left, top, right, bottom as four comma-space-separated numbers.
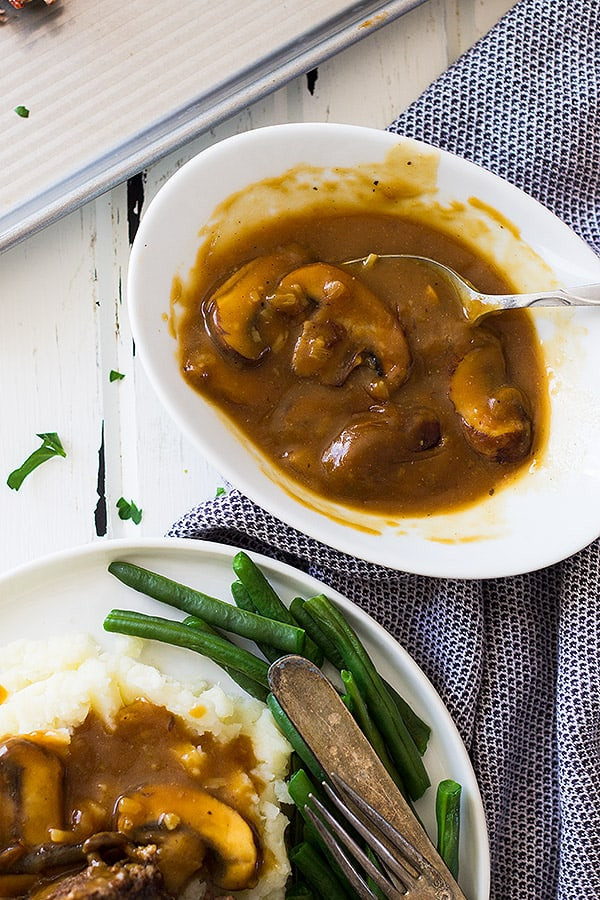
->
0, 537, 489, 899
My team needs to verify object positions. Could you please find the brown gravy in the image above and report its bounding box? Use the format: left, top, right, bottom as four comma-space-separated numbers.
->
175, 211, 548, 516
0, 701, 263, 897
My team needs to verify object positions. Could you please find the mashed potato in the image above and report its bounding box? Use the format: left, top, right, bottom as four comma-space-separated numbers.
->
0, 634, 292, 899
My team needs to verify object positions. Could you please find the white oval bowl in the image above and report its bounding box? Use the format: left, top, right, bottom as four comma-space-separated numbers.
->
128, 123, 600, 579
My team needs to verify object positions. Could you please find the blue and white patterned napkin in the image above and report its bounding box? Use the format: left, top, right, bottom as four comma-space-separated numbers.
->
170, 2, 600, 897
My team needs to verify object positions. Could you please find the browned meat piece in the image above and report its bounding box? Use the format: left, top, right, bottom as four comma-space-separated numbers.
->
450, 338, 532, 463
32, 856, 172, 900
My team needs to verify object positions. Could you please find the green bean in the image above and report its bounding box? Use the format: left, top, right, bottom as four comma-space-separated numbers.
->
292, 596, 429, 754
290, 769, 397, 897
366, 847, 386, 900
341, 669, 406, 795
103, 609, 269, 687
230, 580, 281, 663
304, 594, 430, 800
289, 597, 345, 669
232, 553, 323, 665
233, 551, 292, 621
288, 770, 359, 895
340, 692, 353, 713
384, 680, 431, 756
182, 615, 269, 702
182, 614, 213, 631
288, 769, 329, 852
436, 779, 462, 880
108, 561, 305, 654
289, 843, 349, 900
285, 883, 317, 900
266, 694, 326, 783
288, 768, 327, 810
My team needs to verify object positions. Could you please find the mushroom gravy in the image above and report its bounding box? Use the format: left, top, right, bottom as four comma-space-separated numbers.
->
0, 635, 292, 899
174, 211, 549, 516
0, 700, 263, 898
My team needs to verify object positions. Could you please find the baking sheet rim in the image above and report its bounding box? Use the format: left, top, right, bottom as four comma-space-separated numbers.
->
0, 0, 427, 254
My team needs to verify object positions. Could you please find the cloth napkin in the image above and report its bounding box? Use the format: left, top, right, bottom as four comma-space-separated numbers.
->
169, 2, 600, 897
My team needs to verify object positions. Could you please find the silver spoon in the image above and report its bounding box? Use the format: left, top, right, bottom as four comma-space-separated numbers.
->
341, 253, 600, 323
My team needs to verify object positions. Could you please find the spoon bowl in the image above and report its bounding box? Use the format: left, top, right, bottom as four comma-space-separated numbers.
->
342, 253, 600, 322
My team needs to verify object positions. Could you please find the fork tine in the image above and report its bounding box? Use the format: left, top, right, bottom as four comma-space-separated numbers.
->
328, 773, 433, 877
306, 794, 405, 900
321, 779, 422, 892
304, 804, 380, 900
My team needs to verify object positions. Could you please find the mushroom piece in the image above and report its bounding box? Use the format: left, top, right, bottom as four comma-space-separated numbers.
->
0, 832, 138, 879
0, 738, 64, 847
114, 785, 259, 892
0, 841, 88, 876
0, 873, 38, 898
203, 246, 310, 361
273, 262, 411, 392
322, 405, 441, 482
449, 339, 533, 463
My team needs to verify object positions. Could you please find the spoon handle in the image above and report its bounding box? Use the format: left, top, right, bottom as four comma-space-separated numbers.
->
554, 283, 600, 306
483, 282, 600, 310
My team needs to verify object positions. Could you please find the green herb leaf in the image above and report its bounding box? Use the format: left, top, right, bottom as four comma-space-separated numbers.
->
7, 432, 67, 491
215, 486, 226, 497
117, 497, 143, 525
14, 105, 30, 118
109, 370, 125, 382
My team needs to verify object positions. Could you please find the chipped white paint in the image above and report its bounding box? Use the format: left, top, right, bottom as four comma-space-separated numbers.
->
0, 0, 515, 574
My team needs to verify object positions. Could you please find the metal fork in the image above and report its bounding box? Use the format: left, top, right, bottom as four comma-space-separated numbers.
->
268, 655, 468, 900
305, 772, 457, 899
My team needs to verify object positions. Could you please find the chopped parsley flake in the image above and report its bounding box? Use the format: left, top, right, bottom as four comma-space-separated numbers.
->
109, 370, 125, 382
117, 497, 143, 524
14, 105, 30, 118
7, 432, 66, 491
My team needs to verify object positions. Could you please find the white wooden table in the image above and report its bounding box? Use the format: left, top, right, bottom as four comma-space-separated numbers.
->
0, 0, 514, 576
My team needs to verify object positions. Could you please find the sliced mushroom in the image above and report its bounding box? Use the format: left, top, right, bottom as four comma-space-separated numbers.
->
322, 405, 441, 482
0, 873, 38, 898
204, 246, 310, 361
272, 262, 411, 392
450, 339, 532, 463
82, 830, 132, 861
0, 739, 64, 847
0, 841, 88, 876
114, 785, 259, 892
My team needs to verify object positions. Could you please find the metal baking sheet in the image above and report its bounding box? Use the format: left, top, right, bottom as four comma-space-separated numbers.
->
0, 0, 427, 252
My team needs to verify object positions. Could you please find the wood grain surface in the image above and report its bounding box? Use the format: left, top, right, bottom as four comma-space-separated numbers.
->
0, 0, 515, 574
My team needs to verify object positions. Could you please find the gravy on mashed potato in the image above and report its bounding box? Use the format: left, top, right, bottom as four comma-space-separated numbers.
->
173, 210, 548, 516
0, 635, 291, 899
